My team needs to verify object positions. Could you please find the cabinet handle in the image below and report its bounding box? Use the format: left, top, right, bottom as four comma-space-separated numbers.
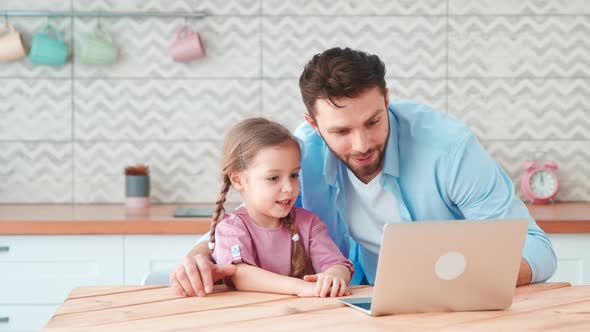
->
0, 246, 9, 252
0, 316, 9, 323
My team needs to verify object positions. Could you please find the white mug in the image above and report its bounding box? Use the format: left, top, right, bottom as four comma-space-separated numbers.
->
0, 23, 28, 61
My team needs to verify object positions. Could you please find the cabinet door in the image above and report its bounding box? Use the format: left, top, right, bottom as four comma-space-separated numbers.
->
547, 234, 590, 285
0, 236, 123, 304
124, 235, 201, 285
0, 305, 59, 332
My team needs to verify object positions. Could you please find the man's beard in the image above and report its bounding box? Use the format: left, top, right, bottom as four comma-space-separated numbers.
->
342, 146, 385, 180
318, 131, 386, 181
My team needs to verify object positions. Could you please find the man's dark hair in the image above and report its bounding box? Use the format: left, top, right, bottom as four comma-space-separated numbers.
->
298, 47, 387, 119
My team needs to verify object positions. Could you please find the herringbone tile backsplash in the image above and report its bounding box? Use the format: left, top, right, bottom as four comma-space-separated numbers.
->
1, 0, 589, 203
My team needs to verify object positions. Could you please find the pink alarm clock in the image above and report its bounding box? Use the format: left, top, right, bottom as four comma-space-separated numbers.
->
520, 161, 559, 204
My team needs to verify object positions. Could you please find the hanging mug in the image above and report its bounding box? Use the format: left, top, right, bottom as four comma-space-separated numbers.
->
29, 24, 68, 66
169, 25, 206, 62
78, 24, 117, 65
0, 23, 28, 61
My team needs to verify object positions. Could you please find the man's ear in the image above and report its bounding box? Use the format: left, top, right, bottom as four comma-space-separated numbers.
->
229, 172, 244, 191
384, 87, 390, 107
304, 112, 320, 134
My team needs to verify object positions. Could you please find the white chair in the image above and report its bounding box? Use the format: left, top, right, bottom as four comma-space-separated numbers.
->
141, 270, 171, 286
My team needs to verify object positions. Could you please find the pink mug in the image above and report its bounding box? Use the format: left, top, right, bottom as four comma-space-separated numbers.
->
169, 26, 206, 62
0, 23, 28, 61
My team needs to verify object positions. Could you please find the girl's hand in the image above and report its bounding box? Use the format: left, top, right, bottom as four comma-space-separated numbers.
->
302, 273, 350, 297
296, 280, 319, 297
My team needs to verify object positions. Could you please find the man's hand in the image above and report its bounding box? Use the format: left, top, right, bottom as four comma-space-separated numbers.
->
169, 254, 236, 297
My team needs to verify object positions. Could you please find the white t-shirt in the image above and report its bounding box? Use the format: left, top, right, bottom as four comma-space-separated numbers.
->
344, 168, 401, 255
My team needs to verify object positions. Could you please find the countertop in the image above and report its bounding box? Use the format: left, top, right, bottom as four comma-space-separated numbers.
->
0, 204, 211, 234
0, 202, 589, 235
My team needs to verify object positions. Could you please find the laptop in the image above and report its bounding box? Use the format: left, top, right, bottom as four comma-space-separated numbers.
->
339, 219, 528, 316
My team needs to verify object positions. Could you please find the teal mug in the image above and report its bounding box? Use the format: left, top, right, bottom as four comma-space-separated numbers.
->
29, 25, 68, 66
78, 25, 117, 65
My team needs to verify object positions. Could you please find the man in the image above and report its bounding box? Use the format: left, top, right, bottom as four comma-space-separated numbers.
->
170, 47, 556, 297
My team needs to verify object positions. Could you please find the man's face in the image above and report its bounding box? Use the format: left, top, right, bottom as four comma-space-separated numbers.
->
305, 86, 390, 183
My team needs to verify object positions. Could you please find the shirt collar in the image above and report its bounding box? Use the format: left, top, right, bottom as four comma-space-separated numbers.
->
383, 105, 400, 178
323, 105, 400, 187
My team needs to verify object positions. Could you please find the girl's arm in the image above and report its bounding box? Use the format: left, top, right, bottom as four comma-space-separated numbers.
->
298, 212, 355, 297
304, 213, 355, 278
323, 264, 351, 283
303, 264, 352, 297
231, 263, 316, 296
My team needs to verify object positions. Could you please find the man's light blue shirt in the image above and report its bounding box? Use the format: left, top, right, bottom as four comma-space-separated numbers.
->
293, 99, 557, 285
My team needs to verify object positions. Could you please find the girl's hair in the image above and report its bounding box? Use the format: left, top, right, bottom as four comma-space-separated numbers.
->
210, 118, 308, 278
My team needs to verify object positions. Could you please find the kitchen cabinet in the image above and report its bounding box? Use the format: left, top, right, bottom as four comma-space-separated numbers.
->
547, 234, 590, 285
0, 234, 199, 332
124, 235, 199, 284
0, 236, 123, 304
0, 306, 59, 332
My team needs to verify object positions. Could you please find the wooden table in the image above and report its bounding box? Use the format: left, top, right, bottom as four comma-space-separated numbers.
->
43, 283, 590, 331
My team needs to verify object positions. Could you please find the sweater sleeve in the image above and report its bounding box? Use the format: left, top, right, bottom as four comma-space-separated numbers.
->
212, 214, 258, 267
306, 213, 354, 276
446, 133, 557, 283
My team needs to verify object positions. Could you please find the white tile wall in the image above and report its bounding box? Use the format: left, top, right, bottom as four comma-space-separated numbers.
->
73, 141, 223, 202
1, 0, 589, 203
262, 16, 446, 78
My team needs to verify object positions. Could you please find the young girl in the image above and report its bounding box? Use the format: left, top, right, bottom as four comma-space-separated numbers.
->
209, 118, 353, 298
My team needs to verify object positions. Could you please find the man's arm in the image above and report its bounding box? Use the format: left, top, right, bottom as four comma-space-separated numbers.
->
446, 133, 557, 285
517, 258, 532, 286
187, 241, 210, 257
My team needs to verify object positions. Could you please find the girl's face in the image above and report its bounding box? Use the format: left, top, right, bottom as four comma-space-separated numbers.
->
232, 141, 301, 227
